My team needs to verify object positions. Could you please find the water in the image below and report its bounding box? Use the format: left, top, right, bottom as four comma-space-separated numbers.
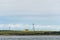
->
0, 35, 60, 40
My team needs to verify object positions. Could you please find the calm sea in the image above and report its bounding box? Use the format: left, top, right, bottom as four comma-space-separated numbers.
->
0, 35, 60, 40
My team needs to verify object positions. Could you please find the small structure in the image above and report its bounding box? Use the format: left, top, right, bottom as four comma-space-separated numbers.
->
24, 29, 29, 32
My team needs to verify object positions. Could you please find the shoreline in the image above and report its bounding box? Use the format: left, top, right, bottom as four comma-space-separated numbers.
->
0, 35, 60, 36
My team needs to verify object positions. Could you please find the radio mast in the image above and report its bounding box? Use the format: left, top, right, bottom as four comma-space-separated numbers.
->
32, 24, 35, 32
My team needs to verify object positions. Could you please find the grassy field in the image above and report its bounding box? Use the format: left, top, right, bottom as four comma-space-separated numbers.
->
0, 30, 60, 35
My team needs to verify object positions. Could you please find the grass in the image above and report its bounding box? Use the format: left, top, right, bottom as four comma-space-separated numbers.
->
0, 30, 60, 35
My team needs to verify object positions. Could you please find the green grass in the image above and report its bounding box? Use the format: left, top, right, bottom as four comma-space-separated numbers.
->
0, 30, 60, 35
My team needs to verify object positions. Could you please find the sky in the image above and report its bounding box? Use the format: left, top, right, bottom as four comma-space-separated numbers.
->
0, 0, 60, 31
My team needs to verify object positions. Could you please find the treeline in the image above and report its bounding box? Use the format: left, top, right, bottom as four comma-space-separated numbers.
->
0, 30, 60, 35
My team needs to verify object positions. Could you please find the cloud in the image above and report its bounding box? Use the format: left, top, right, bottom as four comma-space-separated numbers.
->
0, 0, 60, 29
0, 24, 59, 31
0, 0, 60, 16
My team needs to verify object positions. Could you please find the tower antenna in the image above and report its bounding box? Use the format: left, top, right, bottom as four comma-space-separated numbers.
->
32, 24, 35, 32
9, 24, 10, 30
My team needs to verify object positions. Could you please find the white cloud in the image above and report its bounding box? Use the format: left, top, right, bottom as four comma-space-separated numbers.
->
0, 0, 60, 28
0, 24, 59, 31
0, 0, 60, 16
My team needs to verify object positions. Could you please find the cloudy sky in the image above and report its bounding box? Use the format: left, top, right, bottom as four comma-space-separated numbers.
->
0, 0, 60, 31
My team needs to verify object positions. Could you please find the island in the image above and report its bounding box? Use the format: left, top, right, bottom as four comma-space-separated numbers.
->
0, 30, 60, 35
